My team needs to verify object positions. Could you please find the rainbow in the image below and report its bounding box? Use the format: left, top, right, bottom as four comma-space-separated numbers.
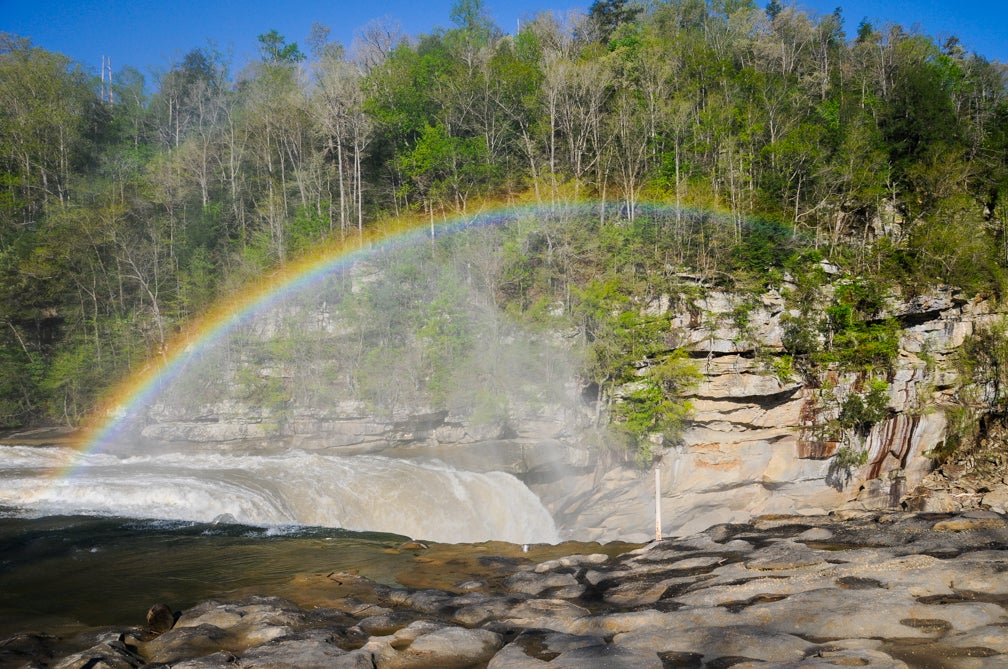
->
77, 200, 579, 458
73, 198, 740, 466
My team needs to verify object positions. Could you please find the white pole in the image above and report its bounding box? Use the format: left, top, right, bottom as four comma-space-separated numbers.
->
654, 467, 662, 542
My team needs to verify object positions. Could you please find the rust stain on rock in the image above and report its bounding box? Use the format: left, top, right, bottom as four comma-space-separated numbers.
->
797, 440, 839, 460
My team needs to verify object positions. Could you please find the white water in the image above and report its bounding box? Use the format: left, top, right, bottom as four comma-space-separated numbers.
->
0, 445, 559, 544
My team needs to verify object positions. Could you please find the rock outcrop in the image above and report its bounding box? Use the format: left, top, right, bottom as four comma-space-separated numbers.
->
112, 274, 1005, 542
20, 511, 1008, 669
554, 285, 1004, 541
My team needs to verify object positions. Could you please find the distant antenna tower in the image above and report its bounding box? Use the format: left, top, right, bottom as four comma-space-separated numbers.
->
101, 55, 113, 104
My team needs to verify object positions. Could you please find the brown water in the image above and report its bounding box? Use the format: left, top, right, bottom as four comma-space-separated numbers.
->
0, 514, 633, 641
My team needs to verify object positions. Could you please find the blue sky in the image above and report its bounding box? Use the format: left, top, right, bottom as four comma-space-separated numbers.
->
5, 0, 1007, 82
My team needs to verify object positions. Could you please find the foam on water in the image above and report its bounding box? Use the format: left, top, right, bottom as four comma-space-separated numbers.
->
0, 446, 558, 544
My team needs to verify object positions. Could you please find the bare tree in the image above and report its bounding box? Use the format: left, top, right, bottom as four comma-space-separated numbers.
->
352, 17, 406, 72
313, 55, 372, 236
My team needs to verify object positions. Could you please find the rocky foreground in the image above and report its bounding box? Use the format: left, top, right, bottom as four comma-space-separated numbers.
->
3, 511, 1007, 669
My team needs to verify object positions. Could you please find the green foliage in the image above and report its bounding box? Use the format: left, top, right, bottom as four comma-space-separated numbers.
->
838, 378, 890, 435
3, 0, 1008, 429
828, 320, 900, 372
417, 275, 472, 407
907, 207, 1008, 297
230, 336, 295, 421
769, 354, 795, 384
833, 443, 870, 469
37, 338, 109, 424
955, 317, 1008, 416
782, 272, 900, 374
0, 342, 41, 427
589, 0, 643, 43
492, 209, 710, 462
469, 388, 509, 426
178, 246, 217, 315
610, 350, 699, 464
288, 207, 330, 256
821, 377, 890, 481
257, 30, 305, 64
732, 217, 795, 276
449, 0, 495, 41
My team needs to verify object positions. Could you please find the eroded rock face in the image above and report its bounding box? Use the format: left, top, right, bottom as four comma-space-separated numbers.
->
116, 278, 1004, 542
555, 286, 1005, 540
23, 512, 1008, 669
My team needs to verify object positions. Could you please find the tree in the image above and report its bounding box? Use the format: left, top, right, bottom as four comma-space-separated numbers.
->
352, 17, 406, 72
0, 36, 96, 219
449, 0, 496, 43
240, 58, 313, 261
588, 0, 642, 43
313, 53, 372, 235
257, 30, 305, 64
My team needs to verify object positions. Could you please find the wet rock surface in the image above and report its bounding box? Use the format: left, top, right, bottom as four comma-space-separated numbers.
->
6, 511, 1008, 669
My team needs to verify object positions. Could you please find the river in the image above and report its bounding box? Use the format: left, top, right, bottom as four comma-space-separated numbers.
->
0, 440, 620, 643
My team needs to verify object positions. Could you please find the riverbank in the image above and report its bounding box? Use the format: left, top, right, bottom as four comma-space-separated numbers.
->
8, 510, 1007, 668
0, 426, 83, 447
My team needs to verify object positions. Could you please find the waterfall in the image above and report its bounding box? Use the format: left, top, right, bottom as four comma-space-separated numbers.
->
0, 446, 559, 544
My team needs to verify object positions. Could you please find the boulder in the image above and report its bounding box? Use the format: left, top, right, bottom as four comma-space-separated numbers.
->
615, 624, 810, 664
27, 513, 1008, 668
506, 569, 582, 597
360, 622, 503, 669
52, 634, 143, 669
238, 631, 371, 669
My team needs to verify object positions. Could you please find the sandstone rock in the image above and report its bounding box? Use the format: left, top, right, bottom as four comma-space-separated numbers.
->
54, 633, 143, 669
28, 513, 1008, 669
769, 648, 910, 668
453, 595, 523, 627
502, 598, 592, 631
361, 622, 503, 669
356, 611, 418, 636
138, 623, 235, 665
238, 632, 371, 668
534, 643, 663, 669
615, 624, 810, 664
488, 631, 600, 668
630, 553, 725, 570
569, 608, 683, 637
532, 553, 608, 572
797, 527, 834, 541
488, 643, 554, 668
397, 589, 454, 615
173, 605, 241, 631
454, 579, 485, 591
944, 626, 1008, 655
903, 489, 963, 513
169, 650, 240, 668
600, 574, 697, 607
739, 587, 1004, 641
506, 569, 580, 596
981, 486, 1008, 513
743, 539, 827, 571
932, 516, 1007, 532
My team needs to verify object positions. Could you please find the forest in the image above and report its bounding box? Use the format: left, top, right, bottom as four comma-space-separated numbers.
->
1, 0, 1007, 429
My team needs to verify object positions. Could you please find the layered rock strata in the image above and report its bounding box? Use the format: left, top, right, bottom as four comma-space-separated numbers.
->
558, 286, 1001, 541
116, 280, 1002, 542
18, 511, 1008, 669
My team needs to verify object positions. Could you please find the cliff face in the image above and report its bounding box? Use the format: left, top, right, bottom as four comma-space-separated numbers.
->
554, 283, 1003, 541
126, 269, 1002, 543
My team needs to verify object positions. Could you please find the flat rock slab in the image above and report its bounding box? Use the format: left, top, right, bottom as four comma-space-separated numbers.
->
23, 511, 1008, 669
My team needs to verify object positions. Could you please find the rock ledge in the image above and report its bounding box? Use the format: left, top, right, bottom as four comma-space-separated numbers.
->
12, 511, 1008, 669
